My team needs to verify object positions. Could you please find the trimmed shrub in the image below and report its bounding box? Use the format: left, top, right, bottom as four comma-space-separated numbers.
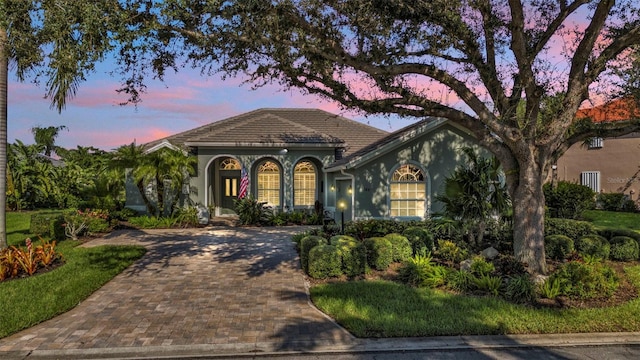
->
504, 274, 536, 304
384, 233, 412, 262
300, 236, 328, 272
402, 226, 434, 255
545, 218, 596, 241
551, 261, 619, 299
576, 234, 610, 260
291, 231, 311, 250
363, 237, 393, 271
332, 236, 366, 277
308, 244, 343, 279
609, 236, 640, 261
345, 219, 408, 240
51, 216, 66, 241
29, 212, 64, 237
543, 181, 595, 219
544, 235, 574, 260
598, 228, 640, 243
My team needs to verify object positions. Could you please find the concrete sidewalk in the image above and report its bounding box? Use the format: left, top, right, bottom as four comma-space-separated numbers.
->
1, 226, 639, 359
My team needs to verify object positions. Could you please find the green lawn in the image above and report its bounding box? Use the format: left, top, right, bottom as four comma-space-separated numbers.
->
582, 209, 640, 231
0, 211, 146, 339
310, 210, 640, 337
311, 267, 640, 337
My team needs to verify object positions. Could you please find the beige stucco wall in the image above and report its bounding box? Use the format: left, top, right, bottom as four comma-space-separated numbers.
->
555, 134, 640, 199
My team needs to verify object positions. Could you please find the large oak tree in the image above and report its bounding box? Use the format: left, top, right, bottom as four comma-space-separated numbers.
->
127, 0, 640, 274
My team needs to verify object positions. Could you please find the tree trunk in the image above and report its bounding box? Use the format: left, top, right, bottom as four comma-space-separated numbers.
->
0, 28, 8, 250
511, 165, 547, 275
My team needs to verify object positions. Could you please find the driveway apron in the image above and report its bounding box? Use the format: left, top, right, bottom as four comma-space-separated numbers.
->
0, 226, 353, 354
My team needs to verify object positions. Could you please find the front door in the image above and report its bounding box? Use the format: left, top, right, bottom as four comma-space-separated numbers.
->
221, 175, 240, 210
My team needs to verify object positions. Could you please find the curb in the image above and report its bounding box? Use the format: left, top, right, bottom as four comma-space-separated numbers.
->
4, 332, 640, 360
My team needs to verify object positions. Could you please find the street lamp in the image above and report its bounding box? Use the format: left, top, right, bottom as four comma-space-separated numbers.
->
338, 200, 346, 234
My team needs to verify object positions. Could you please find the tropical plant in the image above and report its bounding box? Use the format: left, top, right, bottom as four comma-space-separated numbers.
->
234, 196, 270, 226
435, 147, 511, 247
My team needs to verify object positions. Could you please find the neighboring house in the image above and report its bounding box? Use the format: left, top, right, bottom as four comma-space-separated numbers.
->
127, 108, 481, 223
554, 98, 640, 200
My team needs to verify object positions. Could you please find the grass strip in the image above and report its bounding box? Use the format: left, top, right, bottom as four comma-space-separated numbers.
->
310, 279, 640, 337
582, 210, 640, 231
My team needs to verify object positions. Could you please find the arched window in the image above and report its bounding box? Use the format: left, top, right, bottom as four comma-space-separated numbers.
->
220, 158, 241, 170
294, 161, 316, 206
390, 164, 426, 217
257, 160, 280, 206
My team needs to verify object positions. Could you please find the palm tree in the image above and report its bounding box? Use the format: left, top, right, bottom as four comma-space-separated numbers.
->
0, 2, 136, 248
436, 147, 511, 247
31, 125, 67, 157
132, 147, 196, 217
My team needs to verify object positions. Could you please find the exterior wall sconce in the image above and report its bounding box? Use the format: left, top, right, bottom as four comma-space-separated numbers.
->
330, 184, 335, 191
347, 185, 352, 194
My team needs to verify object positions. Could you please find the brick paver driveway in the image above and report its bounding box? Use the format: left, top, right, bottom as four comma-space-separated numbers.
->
0, 226, 353, 356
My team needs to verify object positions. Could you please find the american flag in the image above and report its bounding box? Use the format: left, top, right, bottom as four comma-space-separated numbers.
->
238, 165, 249, 199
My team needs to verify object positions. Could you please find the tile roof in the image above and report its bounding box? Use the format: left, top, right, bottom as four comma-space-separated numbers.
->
577, 98, 640, 123
145, 108, 388, 156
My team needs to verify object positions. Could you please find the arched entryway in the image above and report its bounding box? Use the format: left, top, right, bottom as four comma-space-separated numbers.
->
206, 156, 242, 215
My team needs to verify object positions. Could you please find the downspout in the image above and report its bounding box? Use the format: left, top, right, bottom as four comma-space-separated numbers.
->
341, 169, 356, 221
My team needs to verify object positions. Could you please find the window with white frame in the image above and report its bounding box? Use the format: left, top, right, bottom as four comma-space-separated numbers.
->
294, 161, 316, 206
390, 164, 426, 217
257, 161, 281, 206
581, 171, 601, 193
220, 158, 241, 170
588, 137, 604, 149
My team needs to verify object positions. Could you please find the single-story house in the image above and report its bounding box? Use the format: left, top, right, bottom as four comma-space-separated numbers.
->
554, 98, 640, 201
127, 108, 481, 223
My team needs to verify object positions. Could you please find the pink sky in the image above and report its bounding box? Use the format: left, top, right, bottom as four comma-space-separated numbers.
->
6, 6, 616, 151
8, 62, 412, 151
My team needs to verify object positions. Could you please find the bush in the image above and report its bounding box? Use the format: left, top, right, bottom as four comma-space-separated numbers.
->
544, 235, 574, 260
384, 233, 412, 262
550, 261, 618, 299
598, 193, 634, 212
300, 236, 328, 272
472, 274, 503, 296
234, 196, 270, 225
544, 181, 595, 219
363, 237, 393, 271
470, 255, 495, 277
545, 218, 596, 241
576, 234, 610, 259
609, 236, 640, 261
332, 235, 366, 277
398, 252, 435, 287
446, 269, 475, 292
29, 212, 64, 237
291, 231, 312, 250
493, 254, 527, 276
504, 274, 536, 304
402, 226, 434, 255
435, 240, 468, 265
308, 245, 343, 279
598, 228, 640, 243
538, 277, 562, 299
345, 219, 408, 240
